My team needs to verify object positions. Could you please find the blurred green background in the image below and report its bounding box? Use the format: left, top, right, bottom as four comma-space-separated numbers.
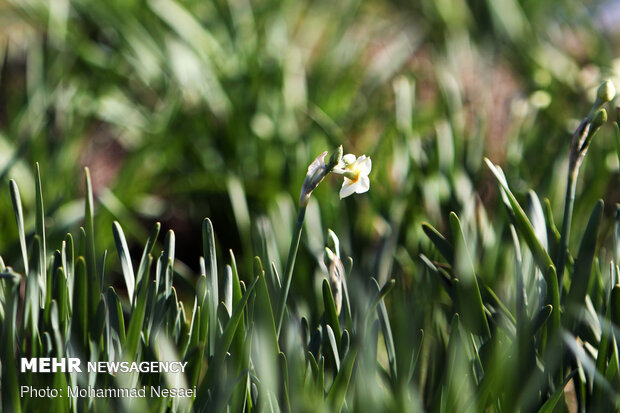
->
0, 0, 619, 339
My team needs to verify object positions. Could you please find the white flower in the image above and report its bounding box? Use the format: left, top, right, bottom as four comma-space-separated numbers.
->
335, 154, 372, 199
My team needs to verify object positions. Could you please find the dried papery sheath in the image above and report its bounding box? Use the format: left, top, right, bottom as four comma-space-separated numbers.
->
299, 146, 344, 207
325, 246, 344, 315
300, 151, 328, 207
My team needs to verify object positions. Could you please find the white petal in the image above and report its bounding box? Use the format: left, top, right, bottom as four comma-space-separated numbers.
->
355, 176, 370, 193
339, 179, 357, 199
343, 154, 356, 164
358, 157, 372, 176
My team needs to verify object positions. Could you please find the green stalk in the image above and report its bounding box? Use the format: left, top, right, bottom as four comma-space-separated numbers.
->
556, 168, 578, 289
276, 204, 306, 337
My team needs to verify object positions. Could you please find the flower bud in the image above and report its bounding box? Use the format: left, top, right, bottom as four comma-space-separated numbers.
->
328, 145, 343, 169
597, 80, 616, 103
591, 108, 607, 129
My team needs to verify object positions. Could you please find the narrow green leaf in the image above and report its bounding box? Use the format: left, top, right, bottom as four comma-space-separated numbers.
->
136, 222, 160, 293
279, 352, 291, 413
318, 355, 325, 396
612, 285, 620, 340
84, 167, 100, 320
229, 249, 242, 306
203, 218, 218, 357
25, 236, 41, 342
105, 287, 126, 343
1, 274, 21, 413
326, 347, 357, 411
93, 297, 107, 345
422, 222, 454, 264
322, 278, 341, 344
529, 305, 553, 336
485, 159, 554, 273
545, 265, 561, 339
34, 163, 47, 301
566, 200, 603, 314
196, 274, 207, 309
593, 300, 612, 409
325, 324, 340, 371
254, 257, 279, 355
408, 329, 424, 384
216, 276, 258, 360
376, 282, 398, 383
366, 278, 396, 319
54, 266, 68, 334
450, 212, 490, 338
537, 370, 578, 413
125, 257, 153, 357
224, 265, 233, 316
72, 257, 88, 350
113, 221, 135, 305
543, 198, 560, 256
162, 230, 175, 298
62, 233, 74, 308
9, 179, 29, 275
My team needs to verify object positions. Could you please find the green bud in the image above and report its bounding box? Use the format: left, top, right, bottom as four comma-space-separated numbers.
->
581, 108, 607, 152
597, 80, 616, 103
587, 81, 616, 121
591, 108, 607, 129
328, 145, 343, 169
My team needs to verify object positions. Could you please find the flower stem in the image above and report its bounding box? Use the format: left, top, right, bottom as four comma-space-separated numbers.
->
556, 167, 578, 291
276, 204, 306, 337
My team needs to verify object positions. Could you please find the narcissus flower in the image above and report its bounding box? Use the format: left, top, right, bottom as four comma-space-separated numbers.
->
335, 154, 372, 199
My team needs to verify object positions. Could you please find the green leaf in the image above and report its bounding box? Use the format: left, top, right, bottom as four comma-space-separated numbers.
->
72, 257, 88, 350
1, 274, 21, 413
125, 256, 153, 357
62, 233, 74, 307
543, 198, 560, 256
105, 287, 126, 343
136, 222, 160, 294
366, 278, 396, 320
54, 266, 68, 334
612, 285, 620, 344
326, 346, 357, 412
215, 275, 258, 361
34, 163, 47, 299
485, 159, 553, 273
112, 221, 135, 305
325, 324, 340, 371
162, 230, 175, 298
25, 236, 41, 344
537, 370, 578, 413
9, 179, 29, 275
203, 218, 218, 357
422, 222, 454, 264
93, 297, 107, 346
84, 167, 100, 320
196, 274, 207, 309
529, 305, 553, 336
449, 212, 490, 338
322, 278, 341, 345
566, 200, 603, 313
372, 278, 398, 383
545, 265, 561, 339
229, 249, 242, 306
279, 352, 291, 413
253, 256, 279, 354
